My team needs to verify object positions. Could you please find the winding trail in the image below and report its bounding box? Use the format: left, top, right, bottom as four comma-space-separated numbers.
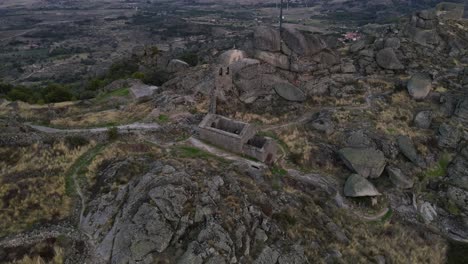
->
260, 86, 393, 132
188, 137, 266, 168
27, 122, 161, 134
67, 144, 107, 229
354, 207, 391, 222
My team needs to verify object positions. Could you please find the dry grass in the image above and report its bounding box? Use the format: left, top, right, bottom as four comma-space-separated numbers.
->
8, 246, 64, 264
84, 141, 161, 187
50, 103, 152, 128
0, 140, 95, 236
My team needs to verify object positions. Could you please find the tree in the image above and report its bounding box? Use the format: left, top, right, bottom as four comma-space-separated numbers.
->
43, 83, 73, 103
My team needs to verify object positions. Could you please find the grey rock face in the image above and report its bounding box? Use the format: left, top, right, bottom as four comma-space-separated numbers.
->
350, 40, 366, 53
254, 26, 281, 52
314, 51, 340, 66
167, 59, 190, 73
454, 97, 468, 125
254, 246, 280, 264
386, 166, 414, 189
81, 166, 194, 263
447, 186, 468, 213
418, 202, 437, 224
407, 73, 432, 100
274, 83, 306, 102
384, 37, 401, 49
282, 26, 309, 56
405, 26, 440, 46
376, 48, 404, 70
447, 148, 468, 191
414, 111, 432, 129
254, 50, 290, 70
230, 58, 260, 74
234, 72, 284, 103
437, 123, 461, 149
341, 62, 356, 73
339, 148, 387, 178
308, 111, 334, 135
396, 136, 425, 167
282, 26, 326, 56
277, 245, 308, 264
301, 77, 334, 96
344, 174, 381, 197
345, 130, 375, 149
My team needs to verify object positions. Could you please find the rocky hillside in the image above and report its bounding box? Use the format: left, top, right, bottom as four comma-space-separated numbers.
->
1, 3, 468, 264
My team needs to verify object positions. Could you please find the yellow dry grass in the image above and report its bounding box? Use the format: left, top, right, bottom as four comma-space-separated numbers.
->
84, 141, 161, 187
50, 103, 152, 128
0, 140, 95, 236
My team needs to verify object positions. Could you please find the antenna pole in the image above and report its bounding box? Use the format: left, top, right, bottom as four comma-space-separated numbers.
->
279, 0, 284, 33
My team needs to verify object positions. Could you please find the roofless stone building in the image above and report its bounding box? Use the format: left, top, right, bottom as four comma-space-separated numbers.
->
198, 114, 278, 164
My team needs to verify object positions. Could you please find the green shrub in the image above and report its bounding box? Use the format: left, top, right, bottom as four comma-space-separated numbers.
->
142, 70, 170, 86
107, 127, 119, 141
43, 83, 74, 103
132, 72, 145, 80
158, 114, 169, 123
424, 152, 452, 179
65, 136, 89, 149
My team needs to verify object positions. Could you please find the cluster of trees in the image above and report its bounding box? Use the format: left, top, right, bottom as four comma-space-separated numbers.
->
0, 82, 74, 104
1, 46, 197, 104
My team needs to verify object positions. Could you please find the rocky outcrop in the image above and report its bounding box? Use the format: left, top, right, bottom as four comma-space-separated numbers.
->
273, 83, 306, 102
405, 10, 441, 47
396, 136, 425, 167
253, 26, 281, 52
80, 161, 347, 263
407, 73, 432, 100
384, 37, 401, 49
454, 97, 468, 125
254, 50, 289, 70
376, 48, 404, 70
167, 59, 190, 73
339, 148, 386, 178
414, 110, 432, 129
344, 174, 381, 197
437, 123, 462, 149
218, 49, 247, 66
386, 166, 414, 189
233, 71, 285, 103
282, 26, 326, 56
446, 146, 468, 191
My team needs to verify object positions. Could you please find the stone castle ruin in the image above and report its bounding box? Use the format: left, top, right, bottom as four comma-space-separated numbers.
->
198, 114, 278, 164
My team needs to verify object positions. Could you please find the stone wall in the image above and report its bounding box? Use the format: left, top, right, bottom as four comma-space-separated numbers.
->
243, 137, 278, 164
198, 114, 278, 164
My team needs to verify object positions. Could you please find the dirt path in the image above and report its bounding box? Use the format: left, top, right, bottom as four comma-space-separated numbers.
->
260, 85, 385, 132
27, 122, 161, 134
66, 144, 107, 229
188, 137, 266, 168
353, 207, 391, 222
0, 226, 83, 248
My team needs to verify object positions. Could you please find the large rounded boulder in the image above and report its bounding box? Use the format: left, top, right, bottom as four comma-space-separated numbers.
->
376, 48, 404, 70
167, 59, 190, 73
218, 49, 247, 66
282, 26, 326, 56
339, 148, 386, 178
254, 26, 281, 52
407, 73, 432, 100
344, 174, 381, 197
273, 83, 306, 102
